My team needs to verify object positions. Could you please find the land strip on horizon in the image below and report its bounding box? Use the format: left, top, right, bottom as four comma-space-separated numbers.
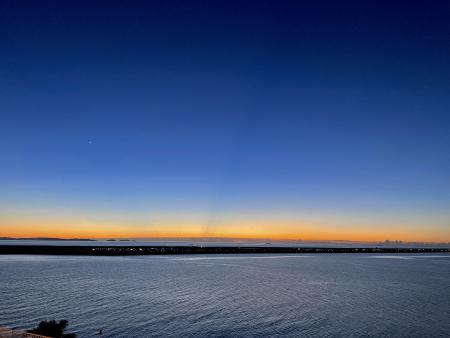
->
0, 245, 449, 256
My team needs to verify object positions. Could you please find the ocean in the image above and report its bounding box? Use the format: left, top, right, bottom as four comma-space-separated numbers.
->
0, 253, 449, 337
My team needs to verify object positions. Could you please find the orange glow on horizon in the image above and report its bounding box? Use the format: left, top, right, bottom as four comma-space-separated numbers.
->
1, 216, 449, 243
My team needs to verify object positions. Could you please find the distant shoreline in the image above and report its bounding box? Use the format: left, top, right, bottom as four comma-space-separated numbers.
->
0, 237, 96, 241
1, 237, 449, 246
0, 245, 448, 256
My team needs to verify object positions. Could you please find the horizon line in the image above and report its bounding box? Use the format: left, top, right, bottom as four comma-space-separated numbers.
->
1, 236, 449, 245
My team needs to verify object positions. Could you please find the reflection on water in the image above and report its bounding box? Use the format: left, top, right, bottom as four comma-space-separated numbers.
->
0, 254, 449, 337
169, 255, 313, 261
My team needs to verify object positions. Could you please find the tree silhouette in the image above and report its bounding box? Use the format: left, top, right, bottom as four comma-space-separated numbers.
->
28, 320, 76, 338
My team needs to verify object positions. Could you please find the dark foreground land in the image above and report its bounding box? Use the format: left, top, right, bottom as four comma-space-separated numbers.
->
0, 245, 449, 255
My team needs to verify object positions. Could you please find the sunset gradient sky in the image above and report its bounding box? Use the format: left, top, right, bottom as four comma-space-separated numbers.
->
1, 1, 450, 242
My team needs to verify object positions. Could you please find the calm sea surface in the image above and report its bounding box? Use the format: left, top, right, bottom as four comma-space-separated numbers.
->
0, 254, 449, 337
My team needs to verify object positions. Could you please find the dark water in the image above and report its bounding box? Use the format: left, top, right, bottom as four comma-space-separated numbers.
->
0, 254, 449, 337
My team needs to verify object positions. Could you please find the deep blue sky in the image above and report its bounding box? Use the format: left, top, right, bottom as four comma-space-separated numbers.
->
1, 1, 450, 240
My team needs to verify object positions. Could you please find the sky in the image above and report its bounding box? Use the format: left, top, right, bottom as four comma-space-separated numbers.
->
1, 0, 450, 242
